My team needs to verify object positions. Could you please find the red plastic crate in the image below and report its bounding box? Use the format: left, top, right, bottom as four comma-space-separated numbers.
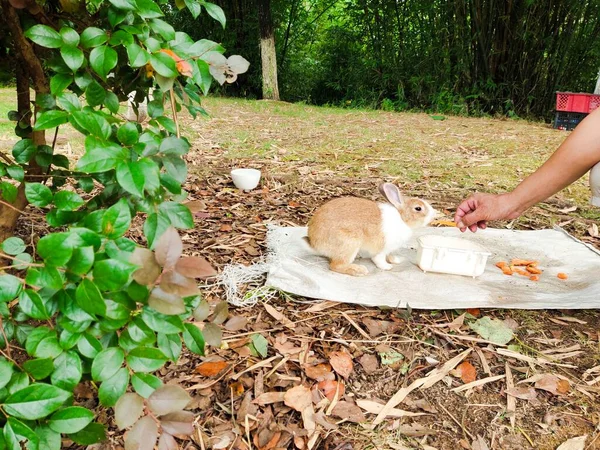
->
556, 92, 600, 113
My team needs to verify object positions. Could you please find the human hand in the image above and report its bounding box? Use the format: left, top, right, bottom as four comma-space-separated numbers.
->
454, 193, 522, 232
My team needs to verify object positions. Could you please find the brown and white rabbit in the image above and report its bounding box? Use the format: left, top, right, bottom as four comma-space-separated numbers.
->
304, 183, 437, 276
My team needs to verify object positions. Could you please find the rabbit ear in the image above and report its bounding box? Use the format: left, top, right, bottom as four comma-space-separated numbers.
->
379, 183, 404, 208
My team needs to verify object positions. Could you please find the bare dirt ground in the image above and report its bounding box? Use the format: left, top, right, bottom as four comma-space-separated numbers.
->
4, 93, 600, 449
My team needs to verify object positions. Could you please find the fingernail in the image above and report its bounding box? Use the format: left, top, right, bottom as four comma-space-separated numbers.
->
457, 222, 465, 228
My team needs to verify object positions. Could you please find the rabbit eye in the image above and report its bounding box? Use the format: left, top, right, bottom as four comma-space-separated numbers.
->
415, 206, 422, 212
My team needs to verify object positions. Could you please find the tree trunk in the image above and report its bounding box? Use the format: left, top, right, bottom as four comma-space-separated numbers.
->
595, 68, 600, 95
0, 0, 47, 242
258, 0, 280, 100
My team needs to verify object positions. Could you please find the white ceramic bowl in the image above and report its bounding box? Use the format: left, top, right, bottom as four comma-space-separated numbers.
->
231, 168, 261, 191
416, 235, 492, 278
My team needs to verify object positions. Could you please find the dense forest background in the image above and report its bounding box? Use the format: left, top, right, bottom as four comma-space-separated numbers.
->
167, 0, 600, 119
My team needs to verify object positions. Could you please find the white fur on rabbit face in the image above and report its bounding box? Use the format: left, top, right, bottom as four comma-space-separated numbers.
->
377, 183, 437, 253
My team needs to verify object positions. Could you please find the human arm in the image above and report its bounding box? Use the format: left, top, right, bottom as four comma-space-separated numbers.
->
454, 107, 600, 232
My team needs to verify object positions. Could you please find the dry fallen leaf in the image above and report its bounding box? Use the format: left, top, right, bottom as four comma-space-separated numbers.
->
466, 308, 481, 317
451, 361, 477, 384
329, 351, 353, 379
219, 224, 233, 232
556, 435, 587, 450
283, 385, 312, 412
253, 391, 286, 406
358, 354, 379, 374
317, 380, 345, 402
304, 363, 334, 381
224, 315, 248, 332
534, 374, 570, 395
195, 360, 228, 377
471, 435, 490, 450
505, 386, 538, 401
330, 401, 365, 423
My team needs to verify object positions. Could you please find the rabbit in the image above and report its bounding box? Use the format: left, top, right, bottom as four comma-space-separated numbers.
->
304, 183, 437, 276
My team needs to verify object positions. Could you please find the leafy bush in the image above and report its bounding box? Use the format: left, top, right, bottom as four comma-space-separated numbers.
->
0, 0, 248, 447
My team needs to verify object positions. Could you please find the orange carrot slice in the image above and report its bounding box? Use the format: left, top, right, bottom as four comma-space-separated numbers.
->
529, 275, 540, 281
511, 259, 537, 266
526, 266, 542, 274
557, 273, 568, 280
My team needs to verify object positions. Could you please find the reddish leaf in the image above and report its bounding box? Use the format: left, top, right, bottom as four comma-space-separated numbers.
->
358, 354, 379, 374
159, 410, 195, 436
219, 224, 232, 232
466, 308, 481, 317
148, 286, 185, 315
317, 380, 345, 401
195, 360, 228, 377
224, 316, 248, 331
304, 363, 334, 381
125, 416, 158, 450
147, 385, 191, 416
329, 351, 353, 379
283, 385, 312, 412
157, 433, 178, 450
211, 301, 229, 325
115, 392, 144, 430
229, 381, 244, 397
535, 374, 570, 395
175, 256, 217, 279
155, 227, 182, 269
202, 323, 222, 347
258, 431, 281, 450
160, 270, 200, 297
288, 201, 301, 208
193, 300, 210, 321
129, 248, 161, 285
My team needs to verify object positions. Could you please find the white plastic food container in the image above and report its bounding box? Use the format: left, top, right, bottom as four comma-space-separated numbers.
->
416, 235, 492, 278
231, 168, 261, 191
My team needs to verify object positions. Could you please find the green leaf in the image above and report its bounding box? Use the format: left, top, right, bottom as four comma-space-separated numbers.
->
138, 158, 160, 193
89, 45, 118, 79
159, 136, 190, 156
250, 333, 268, 358
109, 30, 134, 46
1, 237, 26, 256
4, 383, 71, 420
141, 307, 184, 334
85, 81, 106, 108
59, 329, 81, 350
146, 99, 164, 118
163, 155, 187, 183
60, 27, 80, 46
159, 202, 193, 229
23, 358, 54, 380
184, 0, 201, 18
25, 266, 64, 290
149, 52, 178, 78
80, 27, 108, 49
107, 0, 136, 10
91, 347, 124, 382
0, 358, 13, 389
54, 191, 84, 211
70, 111, 112, 140
33, 110, 69, 131
50, 73, 74, 95
143, 212, 170, 249
150, 19, 175, 40
98, 367, 129, 407
103, 92, 119, 114
108, 7, 128, 27
48, 406, 94, 434
126, 43, 149, 67
12, 139, 36, 164
117, 122, 139, 145
56, 92, 82, 113
116, 161, 144, 197
25, 182, 53, 207
76, 278, 107, 317
77, 136, 128, 173
204, 2, 226, 28
131, 373, 162, 398
61, 45, 84, 72
102, 199, 132, 239
135, 0, 164, 18
0, 182, 18, 203
126, 347, 168, 372
19, 289, 50, 320
157, 333, 181, 361
67, 246, 95, 276
195, 60, 212, 95
36, 425, 61, 450
76, 333, 103, 359
37, 232, 73, 266
183, 323, 205, 355
68, 422, 106, 446
6, 418, 39, 449
24, 24, 63, 48
92, 259, 136, 291
469, 316, 515, 345
6, 165, 24, 182
51, 351, 82, 391
128, 317, 156, 345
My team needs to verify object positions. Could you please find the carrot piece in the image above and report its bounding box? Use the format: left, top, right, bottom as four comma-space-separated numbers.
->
557, 273, 568, 280
495, 261, 508, 269
526, 266, 542, 274
430, 219, 457, 227
501, 266, 513, 276
529, 275, 540, 281
514, 267, 529, 277
511, 259, 537, 266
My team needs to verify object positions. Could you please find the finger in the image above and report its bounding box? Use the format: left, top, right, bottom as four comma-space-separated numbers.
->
469, 223, 478, 232
478, 221, 487, 230
461, 210, 482, 228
